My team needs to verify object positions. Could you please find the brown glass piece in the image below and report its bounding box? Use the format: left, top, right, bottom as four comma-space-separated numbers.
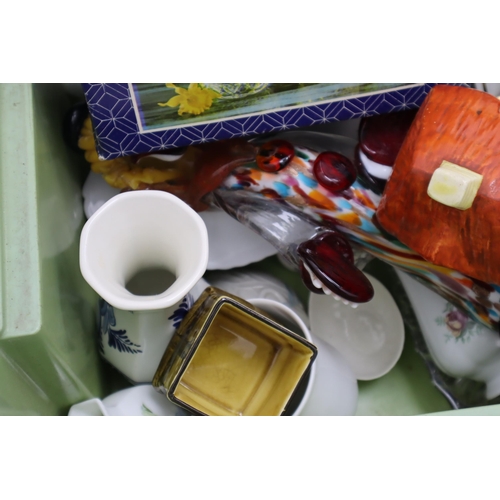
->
135, 138, 257, 211
377, 85, 500, 284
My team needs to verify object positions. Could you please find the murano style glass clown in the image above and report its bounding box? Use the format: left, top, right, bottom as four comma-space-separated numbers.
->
75, 91, 500, 333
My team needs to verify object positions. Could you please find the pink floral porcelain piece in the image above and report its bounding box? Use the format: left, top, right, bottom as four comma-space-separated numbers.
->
398, 270, 500, 400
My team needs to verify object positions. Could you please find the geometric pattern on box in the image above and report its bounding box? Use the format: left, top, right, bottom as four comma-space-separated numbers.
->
83, 83, 465, 160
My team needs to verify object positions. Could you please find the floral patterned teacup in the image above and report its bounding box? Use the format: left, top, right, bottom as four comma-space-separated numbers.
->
397, 270, 500, 400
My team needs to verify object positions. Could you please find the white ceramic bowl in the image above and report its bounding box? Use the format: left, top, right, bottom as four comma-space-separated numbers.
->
308, 273, 405, 381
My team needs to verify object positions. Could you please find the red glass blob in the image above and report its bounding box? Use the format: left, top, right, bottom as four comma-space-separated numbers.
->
313, 152, 357, 193
134, 138, 257, 212
256, 140, 295, 172
297, 231, 374, 303
359, 109, 417, 166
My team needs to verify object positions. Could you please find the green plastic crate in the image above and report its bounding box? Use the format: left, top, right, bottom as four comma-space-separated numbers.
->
0, 83, 496, 416
0, 83, 111, 415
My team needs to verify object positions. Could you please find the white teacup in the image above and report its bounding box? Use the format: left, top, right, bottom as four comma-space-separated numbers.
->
209, 270, 309, 326
249, 298, 358, 416
397, 270, 500, 400
68, 384, 190, 416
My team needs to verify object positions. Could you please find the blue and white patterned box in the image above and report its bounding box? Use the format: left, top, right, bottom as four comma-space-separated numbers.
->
83, 83, 459, 160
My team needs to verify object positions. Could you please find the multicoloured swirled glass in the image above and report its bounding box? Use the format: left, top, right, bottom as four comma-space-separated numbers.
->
221, 143, 500, 332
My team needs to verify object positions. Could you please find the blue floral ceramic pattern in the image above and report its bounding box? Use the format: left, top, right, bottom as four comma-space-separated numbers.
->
98, 299, 142, 354
168, 294, 194, 329
83, 83, 466, 160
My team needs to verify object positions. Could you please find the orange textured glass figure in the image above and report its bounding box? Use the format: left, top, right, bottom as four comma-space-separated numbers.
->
377, 85, 500, 285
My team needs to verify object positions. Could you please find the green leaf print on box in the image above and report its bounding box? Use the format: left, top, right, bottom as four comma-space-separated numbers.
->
98, 298, 143, 354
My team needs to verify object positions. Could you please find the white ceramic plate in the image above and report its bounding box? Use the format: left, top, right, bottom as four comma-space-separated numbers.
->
82, 172, 277, 270
199, 207, 277, 270
308, 273, 404, 381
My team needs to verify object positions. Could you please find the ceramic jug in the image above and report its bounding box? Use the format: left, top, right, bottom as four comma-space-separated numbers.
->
397, 270, 500, 400
80, 191, 209, 383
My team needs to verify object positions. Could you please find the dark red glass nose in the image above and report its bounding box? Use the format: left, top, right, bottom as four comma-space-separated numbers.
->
297, 231, 374, 303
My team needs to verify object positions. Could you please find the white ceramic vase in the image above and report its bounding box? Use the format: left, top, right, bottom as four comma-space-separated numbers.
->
397, 270, 500, 400
80, 191, 209, 384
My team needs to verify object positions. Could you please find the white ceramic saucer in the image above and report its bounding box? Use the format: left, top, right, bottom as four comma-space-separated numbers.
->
82, 172, 276, 270
68, 384, 190, 416
308, 273, 405, 381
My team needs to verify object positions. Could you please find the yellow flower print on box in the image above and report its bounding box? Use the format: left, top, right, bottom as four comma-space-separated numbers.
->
158, 83, 220, 116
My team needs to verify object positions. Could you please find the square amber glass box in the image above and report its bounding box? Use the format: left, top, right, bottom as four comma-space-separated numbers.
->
153, 287, 317, 416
